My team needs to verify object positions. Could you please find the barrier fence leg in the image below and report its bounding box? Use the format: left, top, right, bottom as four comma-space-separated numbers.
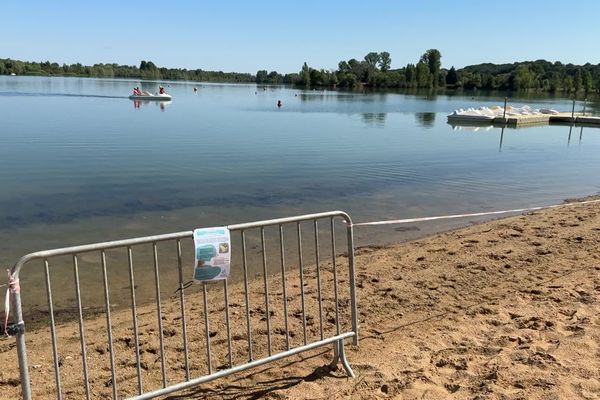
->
328, 339, 355, 378
337, 339, 355, 378
329, 340, 339, 369
13, 291, 32, 400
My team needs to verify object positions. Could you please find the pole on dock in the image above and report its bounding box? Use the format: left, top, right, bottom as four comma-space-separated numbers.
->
583, 98, 587, 116
571, 99, 576, 121
503, 97, 507, 121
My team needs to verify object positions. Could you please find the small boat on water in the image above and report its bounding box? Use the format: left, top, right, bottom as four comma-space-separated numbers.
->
447, 107, 496, 123
129, 93, 172, 101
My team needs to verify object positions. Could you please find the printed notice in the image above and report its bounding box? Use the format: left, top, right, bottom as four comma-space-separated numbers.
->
193, 227, 231, 282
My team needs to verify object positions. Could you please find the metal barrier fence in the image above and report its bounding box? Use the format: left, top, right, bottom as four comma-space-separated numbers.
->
7, 211, 358, 399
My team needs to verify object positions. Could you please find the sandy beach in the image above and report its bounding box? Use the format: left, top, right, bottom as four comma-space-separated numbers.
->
1, 199, 599, 399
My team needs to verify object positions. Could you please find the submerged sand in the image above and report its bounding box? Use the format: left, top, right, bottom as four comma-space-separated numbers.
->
0, 199, 599, 399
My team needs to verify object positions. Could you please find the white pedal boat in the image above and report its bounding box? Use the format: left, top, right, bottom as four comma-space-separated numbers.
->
129, 93, 172, 101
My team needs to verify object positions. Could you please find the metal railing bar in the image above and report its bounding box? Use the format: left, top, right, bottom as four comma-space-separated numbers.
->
346, 223, 359, 346
152, 243, 167, 387
297, 223, 307, 346
202, 283, 213, 375
240, 230, 253, 361
176, 239, 190, 381
127, 332, 355, 400
330, 218, 340, 335
14, 231, 192, 267
278, 225, 290, 351
223, 279, 233, 368
100, 251, 118, 399
44, 259, 62, 400
228, 211, 351, 231
127, 247, 143, 395
313, 220, 324, 341
72, 255, 91, 400
260, 227, 272, 356
11, 212, 352, 278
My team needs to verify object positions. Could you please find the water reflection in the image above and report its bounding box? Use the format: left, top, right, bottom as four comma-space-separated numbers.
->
0, 91, 124, 99
415, 112, 436, 128
132, 99, 171, 111
298, 91, 383, 103
361, 112, 386, 126
448, 121, 494, 131
449, 121, 595, 151
570, 125, 587, 146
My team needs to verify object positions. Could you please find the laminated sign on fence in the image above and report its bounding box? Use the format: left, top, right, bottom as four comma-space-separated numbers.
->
193, 227, 231, 281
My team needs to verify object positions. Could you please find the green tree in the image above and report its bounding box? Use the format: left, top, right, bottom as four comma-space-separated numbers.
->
420, 49, 442, 86
563, 76, 574, 92
283, 73, 298, 84
309, 68, 323, 86
415, 62, 432, 88
338, 61, 351, 73
139, 60, 160, 79
256, 70, 268, 83
300, 62, 311, 86
405, 63, 416, 87
549, 72, 561, 92
574, 69, 582, 92
511, 66, 534, 90
364, 52, 380, 69
267, 71, 282, 84
446, 66, 458, 85
378, 52, 391, 72
582, 69, 593, 92
348, 59, 366, 82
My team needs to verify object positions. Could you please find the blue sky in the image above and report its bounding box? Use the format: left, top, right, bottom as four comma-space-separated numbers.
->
2, 0, 600, 73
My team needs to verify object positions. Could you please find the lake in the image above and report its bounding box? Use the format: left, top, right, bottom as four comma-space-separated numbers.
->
1, 76, 599, 311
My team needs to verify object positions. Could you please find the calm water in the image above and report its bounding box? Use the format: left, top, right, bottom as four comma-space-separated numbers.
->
1, 76, 599, 309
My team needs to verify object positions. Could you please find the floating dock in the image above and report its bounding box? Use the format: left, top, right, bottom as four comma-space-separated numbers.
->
449, 113, 600, 128
573, 116, 600, 126
493, 112, 589, 126
448, 98, 600, 128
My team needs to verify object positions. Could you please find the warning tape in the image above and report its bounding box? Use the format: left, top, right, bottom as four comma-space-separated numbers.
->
351, 198, 600, 227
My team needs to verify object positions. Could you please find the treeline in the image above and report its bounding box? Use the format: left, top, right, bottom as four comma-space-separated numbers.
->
290, 50, 600, 93
0, 58, 255, 83
290, 49, 444, 89
4, 54, 600, 93
453, 60, 600, 93
255, 69, 298, 84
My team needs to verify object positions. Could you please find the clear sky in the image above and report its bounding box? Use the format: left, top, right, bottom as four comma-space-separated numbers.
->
2, 0, 600, 74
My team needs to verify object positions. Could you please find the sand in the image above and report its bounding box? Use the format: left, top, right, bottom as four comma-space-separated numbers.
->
0, 200, 599, 399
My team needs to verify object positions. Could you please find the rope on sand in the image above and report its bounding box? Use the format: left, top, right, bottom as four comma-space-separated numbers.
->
351, 198, 600, 227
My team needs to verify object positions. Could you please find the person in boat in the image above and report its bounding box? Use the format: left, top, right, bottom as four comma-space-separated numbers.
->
159, 86, 166, 95
133, 87, 142, 95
